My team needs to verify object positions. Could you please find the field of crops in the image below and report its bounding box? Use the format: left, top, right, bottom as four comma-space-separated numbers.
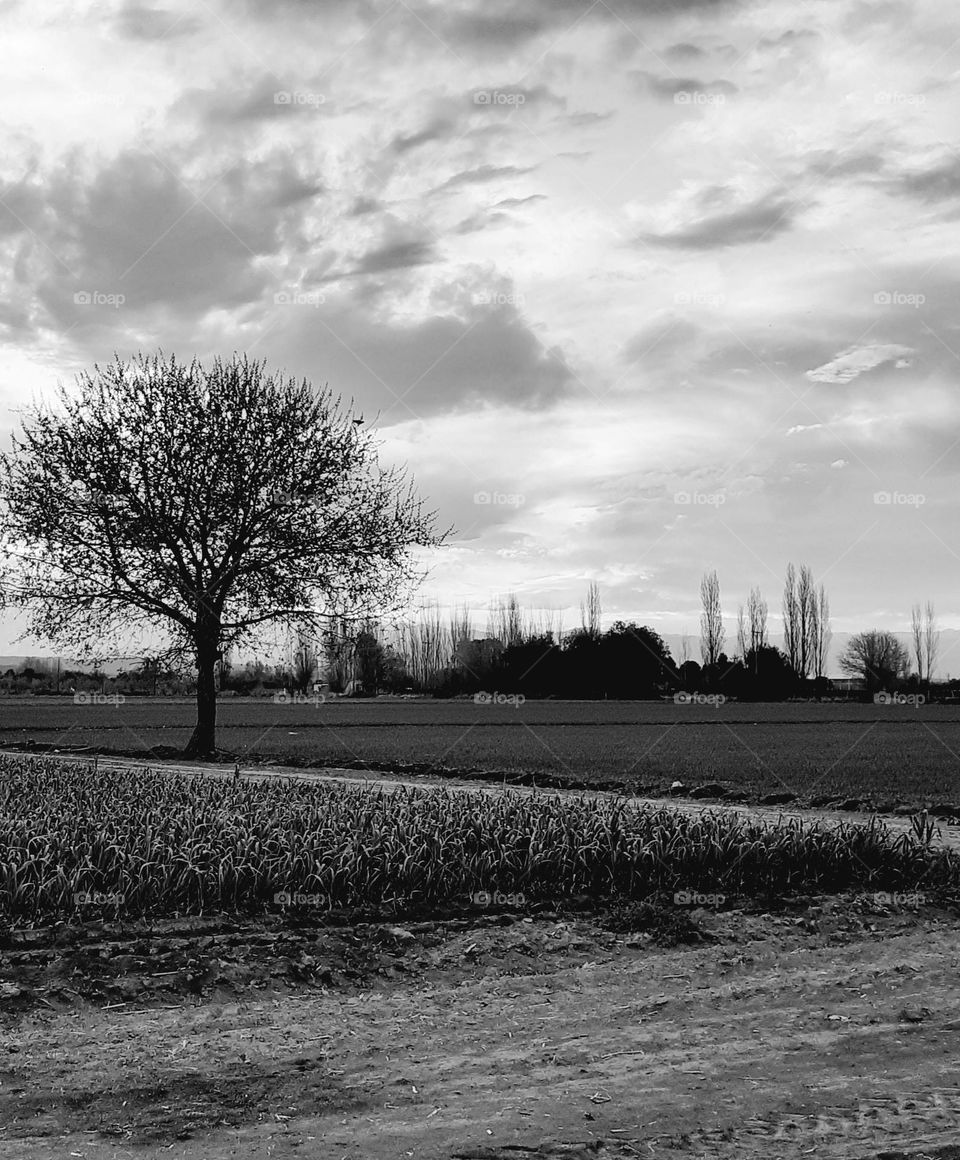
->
1, 755, 957, 925
2, 697, 960, 804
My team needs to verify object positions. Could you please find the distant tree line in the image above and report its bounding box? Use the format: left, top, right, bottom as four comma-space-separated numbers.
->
0, 579, 947, 703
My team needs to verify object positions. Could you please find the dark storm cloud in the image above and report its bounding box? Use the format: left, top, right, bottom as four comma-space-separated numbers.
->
635, 189, 802, 250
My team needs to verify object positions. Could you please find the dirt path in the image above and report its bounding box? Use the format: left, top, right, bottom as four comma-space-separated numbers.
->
6, 747, 959, 853
4, 903, 960, 1159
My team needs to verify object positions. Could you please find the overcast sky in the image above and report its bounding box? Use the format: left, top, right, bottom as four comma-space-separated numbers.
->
1, 0, 958, 657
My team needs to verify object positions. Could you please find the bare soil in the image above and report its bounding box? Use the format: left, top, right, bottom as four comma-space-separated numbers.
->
5, 895, 960, 1159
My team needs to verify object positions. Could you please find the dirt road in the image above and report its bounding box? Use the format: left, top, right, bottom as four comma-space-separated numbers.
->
4, 901, 960, 1159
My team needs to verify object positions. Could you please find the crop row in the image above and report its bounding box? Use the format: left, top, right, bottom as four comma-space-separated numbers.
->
1, 756, 957, 922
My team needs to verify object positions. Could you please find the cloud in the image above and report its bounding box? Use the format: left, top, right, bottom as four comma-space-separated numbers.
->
431, 164, 538, 194
390, 118, 456, 153
634, 187, 802, 250
113, 2, 202, 40
175, 75, 333, 125
351, 239, 436, 276
805, 343, 915, 384
493, 194, 547, 208
633, 71, 738, 100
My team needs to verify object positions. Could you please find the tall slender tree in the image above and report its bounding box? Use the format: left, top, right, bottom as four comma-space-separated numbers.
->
699, 570, 724, 669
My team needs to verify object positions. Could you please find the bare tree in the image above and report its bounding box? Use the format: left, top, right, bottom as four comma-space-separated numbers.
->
747, 586, 768, 665
924, 601, 941, 691
699, 570, 724, 668
0, 352, 443, 755
580, 581, 602, 641
910, 603, 925, 684
797, 564, 817, 679
812, 585, 831, 682
679, 633, 691, 666
782, 564, 799, 676
839, 630, 909, 692
736, 604, 748, 660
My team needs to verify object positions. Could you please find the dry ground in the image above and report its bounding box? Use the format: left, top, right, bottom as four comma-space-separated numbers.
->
5, 754, 960, 1159
4, 899, 960, 1159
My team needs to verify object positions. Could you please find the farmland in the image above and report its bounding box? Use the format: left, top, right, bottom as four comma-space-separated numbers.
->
2, 695, 960, 806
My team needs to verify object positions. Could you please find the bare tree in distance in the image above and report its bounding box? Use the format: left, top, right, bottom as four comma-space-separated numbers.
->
922, 601, 940, 694
699, 570, 724, 668
797, 564, 817, 679
736, 604, 748, 660
747, 586, 768, 673
911, 603, 925, 685
782, 563, 800, 676
0, 351, 444, 756
580, 581, 602, 641
839, 630, 909, 693
813, 585, 831, 685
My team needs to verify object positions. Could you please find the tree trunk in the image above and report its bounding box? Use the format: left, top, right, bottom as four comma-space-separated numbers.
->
184, 638, 219, 758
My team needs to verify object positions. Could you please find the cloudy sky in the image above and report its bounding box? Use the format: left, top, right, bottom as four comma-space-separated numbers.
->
1, 0, 958, 659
